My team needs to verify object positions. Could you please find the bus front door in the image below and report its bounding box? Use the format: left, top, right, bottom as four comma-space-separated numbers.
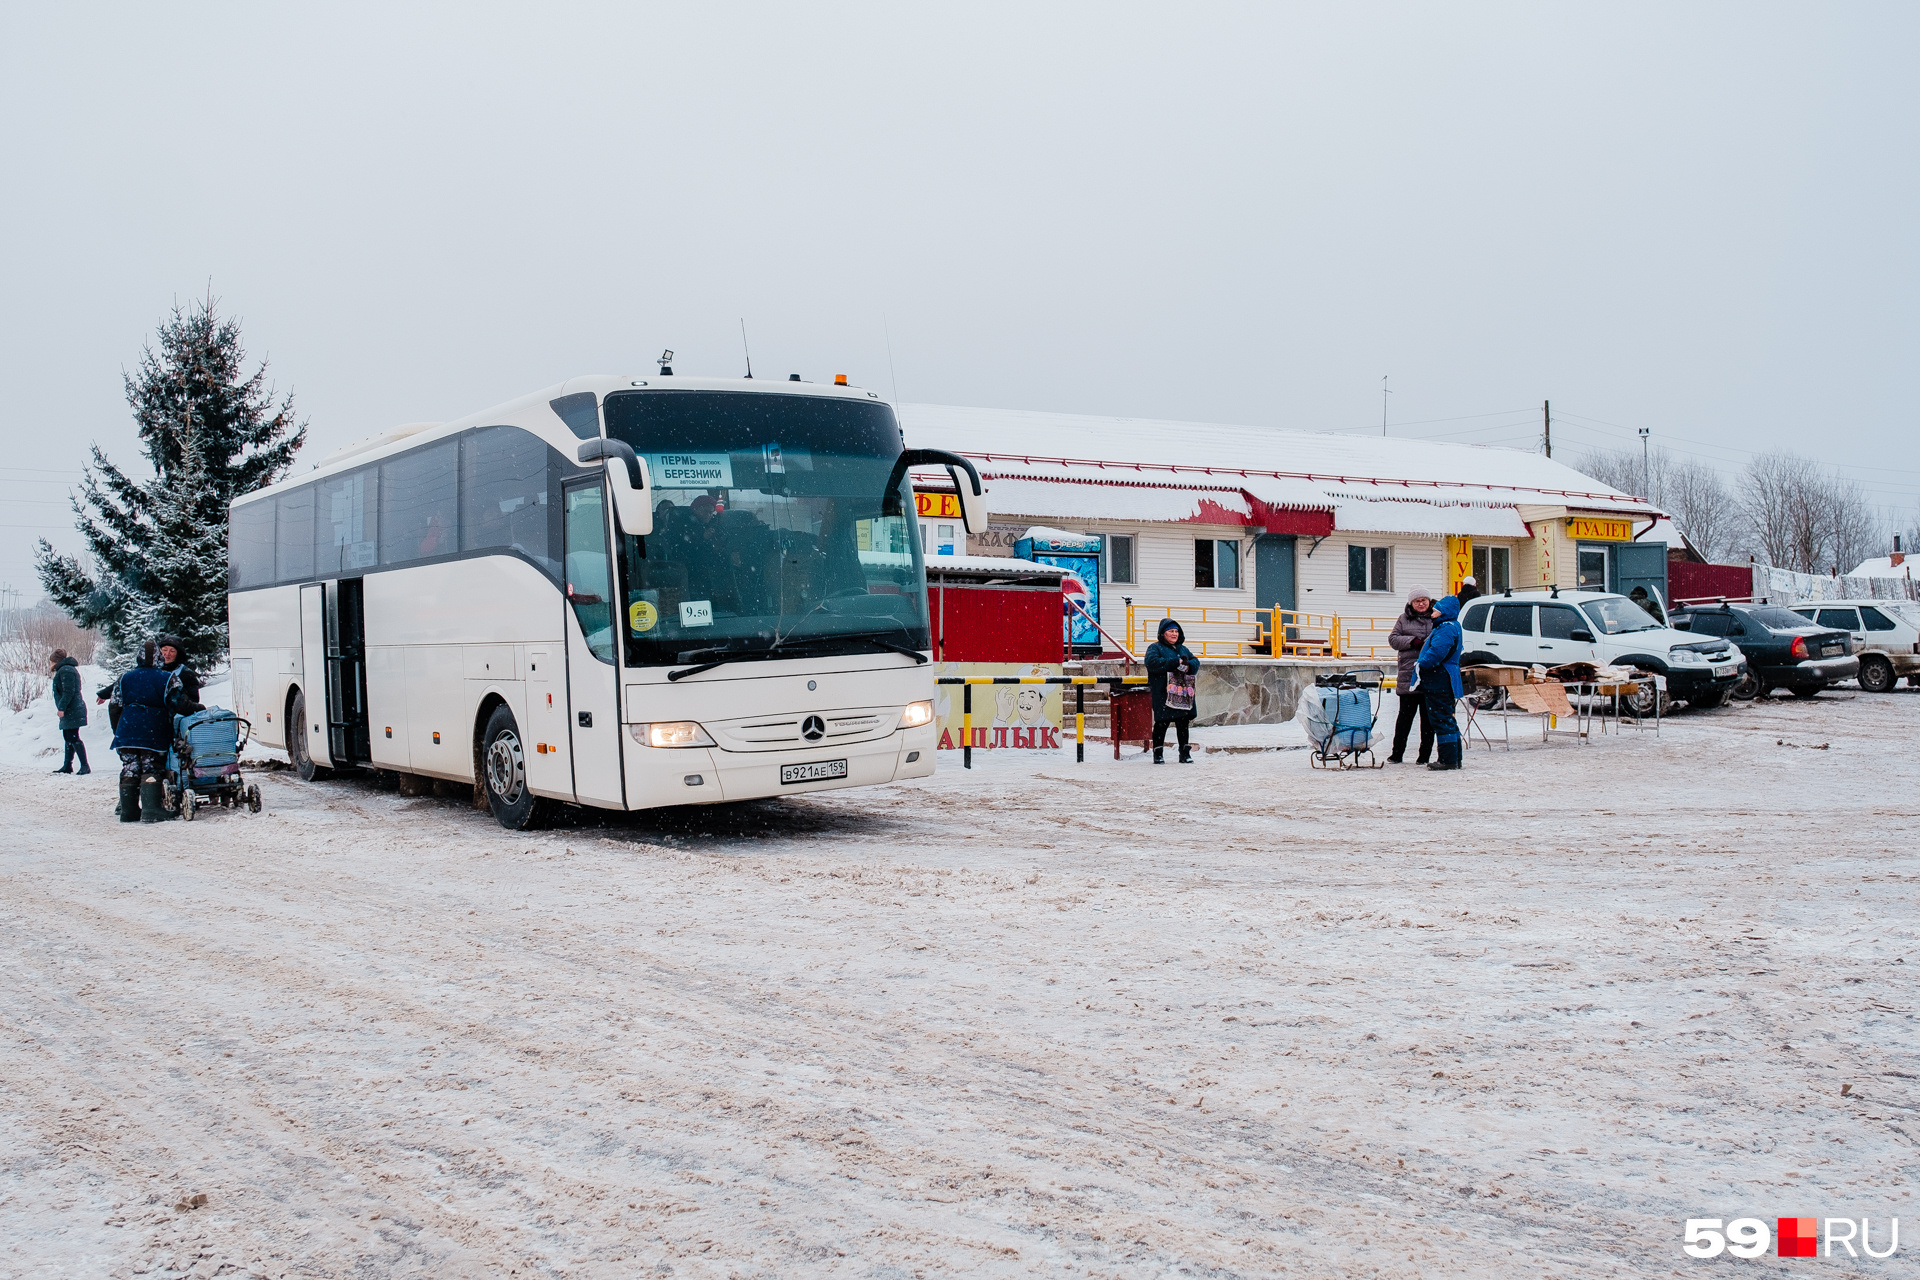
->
562, 480, 626, 807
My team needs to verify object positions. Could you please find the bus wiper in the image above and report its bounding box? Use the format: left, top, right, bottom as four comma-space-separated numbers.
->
667, 633, 928, 681
825, 634, 930, 663
667, 643, 782, 682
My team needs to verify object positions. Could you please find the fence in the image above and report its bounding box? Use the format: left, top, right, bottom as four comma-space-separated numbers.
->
1121, 603, 1399, 661
1750, 564, 1919, 605
937, 675, 1147, 768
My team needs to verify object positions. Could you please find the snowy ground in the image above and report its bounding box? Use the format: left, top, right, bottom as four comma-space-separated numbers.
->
0, 687, 1914, 1278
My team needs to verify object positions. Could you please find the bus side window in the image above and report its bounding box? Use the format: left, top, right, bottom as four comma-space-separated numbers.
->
462, 426, 550, 565
381, 440, 459, 566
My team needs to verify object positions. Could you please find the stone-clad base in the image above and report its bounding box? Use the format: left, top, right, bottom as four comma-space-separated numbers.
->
1078, 657, 1376, 726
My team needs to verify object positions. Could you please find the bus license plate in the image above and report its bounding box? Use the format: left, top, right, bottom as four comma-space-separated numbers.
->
1713, 663, 1736, 677
782, 759, 847, 784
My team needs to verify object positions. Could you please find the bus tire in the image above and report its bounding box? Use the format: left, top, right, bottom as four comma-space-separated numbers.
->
288, 689, 331, 782
481, 704, 548, 830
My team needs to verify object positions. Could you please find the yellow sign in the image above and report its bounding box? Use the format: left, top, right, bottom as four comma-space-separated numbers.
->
628, 600, 658, 633
1568, 517, 1633, 541
1445, 536, 1472, 596
915, 491, 963, 519
1532, 521, 1556, 586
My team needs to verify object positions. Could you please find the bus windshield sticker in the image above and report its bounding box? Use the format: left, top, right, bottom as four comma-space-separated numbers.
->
629, 600, 658, 633
680, 600, 714, 628
762, 442, 812, 474
650, 453, 734, 488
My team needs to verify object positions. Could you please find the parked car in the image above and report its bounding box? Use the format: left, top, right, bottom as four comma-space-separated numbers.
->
1458, 588, 1746, 712
1670, 603, 1858, 699
1786, 599, 1920, 693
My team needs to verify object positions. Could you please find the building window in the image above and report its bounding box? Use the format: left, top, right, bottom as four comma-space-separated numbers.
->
1472, 544, 1511, 594
1576, 544, 1609, 590
1347, 544, 1391, 593
1105, 534, 1135, 584
1195, 538, 1240, 589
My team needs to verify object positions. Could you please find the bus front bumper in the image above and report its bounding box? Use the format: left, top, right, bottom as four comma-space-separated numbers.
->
627, 723, 937, 808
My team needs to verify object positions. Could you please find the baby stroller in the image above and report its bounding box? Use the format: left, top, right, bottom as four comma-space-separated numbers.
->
165, 706, 261, 820
1299, 668, 1386, 770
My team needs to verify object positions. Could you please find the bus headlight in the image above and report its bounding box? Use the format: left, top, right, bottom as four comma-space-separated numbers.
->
899, 700, 935, 729
631, 721, 716, 748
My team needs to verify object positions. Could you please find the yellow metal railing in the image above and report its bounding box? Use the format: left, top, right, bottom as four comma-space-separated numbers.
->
1123, 603, 1399, 661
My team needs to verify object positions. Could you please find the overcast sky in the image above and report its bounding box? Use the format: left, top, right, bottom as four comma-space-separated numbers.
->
4, 2, 1917, 597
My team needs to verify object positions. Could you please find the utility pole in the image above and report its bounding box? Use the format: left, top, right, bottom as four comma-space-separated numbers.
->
1639, 426, 1651, 498
1542, 400, 1551, 457
1381, 375, 1390, 437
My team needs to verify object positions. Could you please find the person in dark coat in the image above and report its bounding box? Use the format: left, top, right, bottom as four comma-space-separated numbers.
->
50, 649, 90, 775
1384, 588, 1436, 765
1416, 595, 1465, 771
155, 634, 204, 716
1144, 618, 1200, 764
110, 640, 176, 822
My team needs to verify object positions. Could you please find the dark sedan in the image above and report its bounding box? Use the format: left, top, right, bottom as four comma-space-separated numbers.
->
1670, 604, 1858, 699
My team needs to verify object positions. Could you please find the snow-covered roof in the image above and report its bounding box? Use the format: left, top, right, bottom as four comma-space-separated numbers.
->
923, 553, 1067, 577
980, 477, 1253, 525
1847, 555, 1916, 580
898, 404, 1651, 514
1330, 498, 1531, 538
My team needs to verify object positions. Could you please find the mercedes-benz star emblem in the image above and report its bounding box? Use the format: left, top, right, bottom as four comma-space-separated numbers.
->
801, 715, 827, 742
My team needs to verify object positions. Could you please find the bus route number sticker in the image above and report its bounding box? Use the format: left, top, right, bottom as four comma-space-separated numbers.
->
680, 600, 714, 628
629, 600, 658, 633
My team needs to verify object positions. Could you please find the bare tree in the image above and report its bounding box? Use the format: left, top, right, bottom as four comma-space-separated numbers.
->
1732, 450, 1883, 575
1663, 458, 1737, 562
1737, 451, 1815, 570
1576, 445, 1736, 560
1577, 446, 1657, 501
1825, 479, 1874, 576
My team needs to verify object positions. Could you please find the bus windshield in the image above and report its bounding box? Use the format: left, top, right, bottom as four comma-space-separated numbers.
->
603, 390, 929, 667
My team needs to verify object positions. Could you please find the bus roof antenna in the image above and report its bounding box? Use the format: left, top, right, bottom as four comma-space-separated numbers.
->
658, 349, 674, 377
739, 320, 753, 379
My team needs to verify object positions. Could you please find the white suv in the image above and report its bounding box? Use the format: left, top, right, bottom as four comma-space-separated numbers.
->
1788, 600, 1920, 693
1457, 588, 1746, 710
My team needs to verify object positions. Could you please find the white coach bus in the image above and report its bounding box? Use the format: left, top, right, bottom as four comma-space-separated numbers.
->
226, 373, 984, 829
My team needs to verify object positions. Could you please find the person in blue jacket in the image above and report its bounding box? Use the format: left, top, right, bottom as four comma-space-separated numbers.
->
1145, 618, 1200, 763
1416, 594, 1465, 771
109, 640, 177, 822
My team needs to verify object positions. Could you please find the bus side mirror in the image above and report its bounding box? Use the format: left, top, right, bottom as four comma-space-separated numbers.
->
577, 439, 653, 536
882, 448, 989, 533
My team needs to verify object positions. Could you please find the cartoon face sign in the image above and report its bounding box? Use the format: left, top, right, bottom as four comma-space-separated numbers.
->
1016, 686, 1045, 725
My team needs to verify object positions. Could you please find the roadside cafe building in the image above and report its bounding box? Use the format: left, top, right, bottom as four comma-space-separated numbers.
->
904, 403, 1663, 724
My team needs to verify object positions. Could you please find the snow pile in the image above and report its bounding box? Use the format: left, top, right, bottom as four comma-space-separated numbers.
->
0, 664, 116, 769
0, 667, 265, 770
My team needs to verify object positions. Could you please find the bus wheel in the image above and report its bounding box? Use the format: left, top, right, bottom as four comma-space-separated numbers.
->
482, 705, 548, 830
288, 689, 331, 782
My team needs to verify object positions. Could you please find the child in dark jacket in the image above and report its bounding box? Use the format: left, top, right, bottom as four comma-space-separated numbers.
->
1145, 619, 1200, 763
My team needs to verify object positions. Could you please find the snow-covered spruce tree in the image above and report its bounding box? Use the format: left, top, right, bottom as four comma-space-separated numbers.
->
35, 296, 306, 669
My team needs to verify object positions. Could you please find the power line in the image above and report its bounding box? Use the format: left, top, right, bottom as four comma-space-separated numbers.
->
1554, 411, 1920, 479
1325, 407, 1538, 435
